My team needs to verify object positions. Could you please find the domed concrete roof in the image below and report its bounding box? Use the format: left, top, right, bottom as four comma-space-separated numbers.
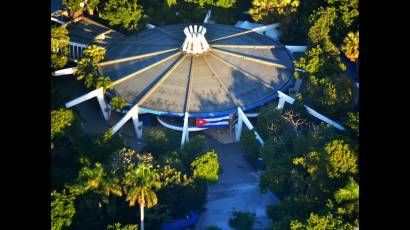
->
98, 23, 295, 117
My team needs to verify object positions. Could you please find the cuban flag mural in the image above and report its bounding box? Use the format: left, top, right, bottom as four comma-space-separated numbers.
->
195, 115, 230, 128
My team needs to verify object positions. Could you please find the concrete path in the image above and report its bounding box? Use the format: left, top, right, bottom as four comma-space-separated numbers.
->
195, 136, 278, 230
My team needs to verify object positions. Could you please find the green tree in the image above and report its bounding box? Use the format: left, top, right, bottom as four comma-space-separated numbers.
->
100, 0, 143, 32
106, 222, 138, 230
84, 0, 100, 15
185, 0, 236, 8
51, 25, 70, 70
51, 109, 77, 140
240, 130, 262, 168
145, 129, 180, 157
110, 96, 127, 112
290, 212, 354, 230
180, 135, 207, 167
228, 210, 256, 230
124, 163, 161, 230
74, 45, 106, 88
62, 0, 83, 12
190, 151, 221, 183
96, 76, 112, 93
334, 177, 358, 203
293, 139, 357, 180
51, 189, 76, 230
345, 112, 359, 137
67, 161, 123, 205
249, 0, 299, 24
51, 108, 81, 149
341, 31, 359, 62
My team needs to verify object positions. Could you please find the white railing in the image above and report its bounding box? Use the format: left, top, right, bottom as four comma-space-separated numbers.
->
68, 42, 88, 61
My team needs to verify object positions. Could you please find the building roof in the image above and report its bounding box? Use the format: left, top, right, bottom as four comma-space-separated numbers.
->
99, 24, 295, 117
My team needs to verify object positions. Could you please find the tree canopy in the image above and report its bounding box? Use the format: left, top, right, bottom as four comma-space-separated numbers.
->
51, 189, 76, 230
51, 25, 70, 70
99, 0, 144, 32
191, 151, 221, 183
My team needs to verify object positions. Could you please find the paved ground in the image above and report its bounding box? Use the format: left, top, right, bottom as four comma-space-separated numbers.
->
195, 136, 278, 230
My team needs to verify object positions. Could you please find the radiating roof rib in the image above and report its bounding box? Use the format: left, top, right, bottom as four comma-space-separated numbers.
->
99, 48, 179, 67
210, 48, 288, 69
208, 51, 277, 91
106, 52, 181, 86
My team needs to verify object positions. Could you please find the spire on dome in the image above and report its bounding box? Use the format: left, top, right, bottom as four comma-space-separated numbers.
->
182, 25, 209, 54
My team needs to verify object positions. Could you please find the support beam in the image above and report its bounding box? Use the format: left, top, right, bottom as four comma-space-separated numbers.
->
65, 87, 110, 121
110, 52, 181, 87
51, 17, 65, 25
208, 51, 277, 91
131, 110, 143, 140
211, 48, 288, 69
99, 48, 179, 67
111, 104, 139, 135
285, 45, 307, 54
277, 91, 345, 131
180, 112, 189, 147
236, 107, 264, 145
203, 10, 211, 23
146, 23, 156, 29
211, 44, 276, 49
52, 67, 77, 76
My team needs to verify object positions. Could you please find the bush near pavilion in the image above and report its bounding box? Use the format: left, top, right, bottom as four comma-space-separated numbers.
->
191, 150, 221, 183
51, 25, 70, 70
228, 210, 256, 230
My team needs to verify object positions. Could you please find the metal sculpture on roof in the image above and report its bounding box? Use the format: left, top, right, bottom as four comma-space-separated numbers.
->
182, 25, 210, 54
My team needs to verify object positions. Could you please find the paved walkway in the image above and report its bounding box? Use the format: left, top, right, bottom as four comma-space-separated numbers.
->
195, 136, 278, 230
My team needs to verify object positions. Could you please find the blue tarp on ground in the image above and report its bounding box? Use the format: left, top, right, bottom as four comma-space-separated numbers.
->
160, 212, 200, 230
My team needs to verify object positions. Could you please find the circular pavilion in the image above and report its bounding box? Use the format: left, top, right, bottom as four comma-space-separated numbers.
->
98, 23, 295, 130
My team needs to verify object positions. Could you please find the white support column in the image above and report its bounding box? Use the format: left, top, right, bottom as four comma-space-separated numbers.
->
235, 110, 243, 141
203, 10, 211, 23
304, 106, 345, 131
237, 107, 264, 145
131, 110, 143, 140
51, 17, 65, 25
95, 88, 110, 121
180, 112, 189, 148
111, 104, 139, 135
277, 96, 286, 110
285, 45, 307, 54
65, 87, 110, 121
52, 67, 77, 76
146, 23, 156, 29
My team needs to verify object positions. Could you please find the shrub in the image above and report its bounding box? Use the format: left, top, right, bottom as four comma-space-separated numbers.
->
240, 130, 261, 169
191, 151, 221, 183
145, 129, 180, 157
228, 210, 256, 230
180, 135, 207, 167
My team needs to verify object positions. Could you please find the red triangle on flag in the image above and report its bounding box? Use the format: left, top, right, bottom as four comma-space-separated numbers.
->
196, 118, 208, 127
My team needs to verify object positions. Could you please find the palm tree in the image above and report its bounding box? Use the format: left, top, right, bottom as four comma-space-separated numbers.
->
67, 162, 123, 205
341, 32, 359, 62
124, 163, 161, 230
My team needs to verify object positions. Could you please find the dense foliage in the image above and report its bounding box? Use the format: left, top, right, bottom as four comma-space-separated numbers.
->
51, 25, 69, 70
51, 190, 76, 230
74, 45, 108, 89
191, 150, 221, 183
228, 210, 256, 230
99, 0, 143, 32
